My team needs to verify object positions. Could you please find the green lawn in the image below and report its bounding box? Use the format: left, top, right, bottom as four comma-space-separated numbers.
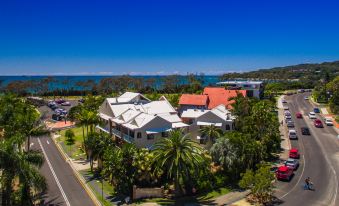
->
57, 126, 86, 160
80, 169, 118, 206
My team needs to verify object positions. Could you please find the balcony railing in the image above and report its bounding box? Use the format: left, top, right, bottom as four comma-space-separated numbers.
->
112, 128, 134, 143
96, 125, 109, 133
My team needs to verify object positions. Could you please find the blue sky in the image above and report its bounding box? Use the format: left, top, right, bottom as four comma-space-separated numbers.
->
0, 0, 339, 75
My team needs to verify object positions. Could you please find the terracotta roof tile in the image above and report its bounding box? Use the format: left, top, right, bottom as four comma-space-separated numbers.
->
179, 94, 208, 106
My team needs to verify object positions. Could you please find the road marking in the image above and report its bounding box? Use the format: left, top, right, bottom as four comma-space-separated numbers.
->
37, 138, 71, 206
278, 154, 306, 199
47, 140, 50, 144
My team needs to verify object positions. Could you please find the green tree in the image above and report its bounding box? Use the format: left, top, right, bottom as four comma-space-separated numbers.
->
239, 165, 275, 204
1, 138, 46, 205
153, 130, 208, 196
210, 137, 237, 171
199, 124, 223, 143
65, 129, 75, 155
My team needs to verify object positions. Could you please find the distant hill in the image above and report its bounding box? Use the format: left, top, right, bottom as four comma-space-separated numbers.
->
221, 61, 339, 82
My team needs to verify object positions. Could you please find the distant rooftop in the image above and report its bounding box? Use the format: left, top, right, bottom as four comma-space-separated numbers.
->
217, 80, 263, 85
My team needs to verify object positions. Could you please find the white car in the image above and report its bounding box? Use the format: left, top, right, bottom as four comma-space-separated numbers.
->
61, 101, 71, 106
304, 96, 309, 100
308, 112, 316, 119
282, 99, 287, 103
325, 118, 334, 126
289, 130, 297, 139
283, 106, 289, 110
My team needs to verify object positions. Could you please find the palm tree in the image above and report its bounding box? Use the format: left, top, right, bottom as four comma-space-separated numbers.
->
153, 130, 207, 196
0, 140, 46, 205
199, 124, 223, 143
210, 137, 237, 171
102, 146, 123, 185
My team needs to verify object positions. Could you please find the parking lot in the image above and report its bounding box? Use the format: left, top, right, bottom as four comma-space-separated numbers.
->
38, 98, 80, 121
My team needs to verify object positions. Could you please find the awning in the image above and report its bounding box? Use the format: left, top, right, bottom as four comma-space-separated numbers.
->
197, 121, 222, 127
197, 136, 206, 140
146, 127, 171, 134
172, 122, 189, 128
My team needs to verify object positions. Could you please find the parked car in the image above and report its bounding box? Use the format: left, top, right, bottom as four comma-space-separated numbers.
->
283, 106, 289, 110
287, 121, 295, 127
55, 108, 67, 115
78, 98, 85, 103
61, 101, 71, 106
55, 99, 66, 104
314, 119, 323, 128
285, 116, 292, 123
288, 129, 297, 139
284, 110, 291, 115
297, 89, 304, 93
285, 158, 299, 170
276, 166, 293, 181
325, 118, 334, 126
304, 96, 309, 100
308, 112, 316, 119
289, 148, 300, 159
48, 101, 56, 107
301, 127, 310, 135
296, 112, 302, 118
314, 108, 320, 113
52, 114, 62, 121
282, 99, 287, 103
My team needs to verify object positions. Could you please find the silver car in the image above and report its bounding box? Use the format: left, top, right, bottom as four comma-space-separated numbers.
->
287, 121, 294, 127
308, 112, 316, 119
285, 158, 299, 170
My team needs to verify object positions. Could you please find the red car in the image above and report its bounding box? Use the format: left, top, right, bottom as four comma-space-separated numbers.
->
289, 148, 300, 159
296, 112, 302, 118
314, 119, 323, 128
275, 166, 293, 181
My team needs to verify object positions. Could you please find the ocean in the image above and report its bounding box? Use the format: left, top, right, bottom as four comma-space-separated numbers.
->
0, 75, 222, 90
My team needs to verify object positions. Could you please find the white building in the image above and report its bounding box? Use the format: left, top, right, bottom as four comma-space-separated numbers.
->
216, 81, 264, 98
180, 104, 235, 149
97, 92, 188, 148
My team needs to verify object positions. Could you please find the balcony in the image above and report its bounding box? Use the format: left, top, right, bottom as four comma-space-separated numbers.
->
112, 128, 134, 143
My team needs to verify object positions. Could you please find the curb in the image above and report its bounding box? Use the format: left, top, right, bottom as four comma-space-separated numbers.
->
51, 134, 101, 206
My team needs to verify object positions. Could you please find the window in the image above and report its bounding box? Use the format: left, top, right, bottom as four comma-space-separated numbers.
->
225, 125, 230, 130
137, 132, 142, 139
147, 134, 154, 140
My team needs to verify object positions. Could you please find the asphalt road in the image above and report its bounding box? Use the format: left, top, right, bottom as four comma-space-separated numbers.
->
30, 135, 95, 206
275, 93, 339, 206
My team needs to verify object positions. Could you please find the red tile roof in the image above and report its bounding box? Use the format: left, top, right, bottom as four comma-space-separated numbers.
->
179, 94, 208, 106
203, 87, 228, 95
179, 87, 247, 109
203, 87, 247, 109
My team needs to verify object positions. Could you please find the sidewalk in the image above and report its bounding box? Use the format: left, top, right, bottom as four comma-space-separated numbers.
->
213, 190, 251, 205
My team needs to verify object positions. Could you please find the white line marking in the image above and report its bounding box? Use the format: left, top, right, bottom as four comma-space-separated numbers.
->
38, 138, 71, 206
47, 140, 50, 144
